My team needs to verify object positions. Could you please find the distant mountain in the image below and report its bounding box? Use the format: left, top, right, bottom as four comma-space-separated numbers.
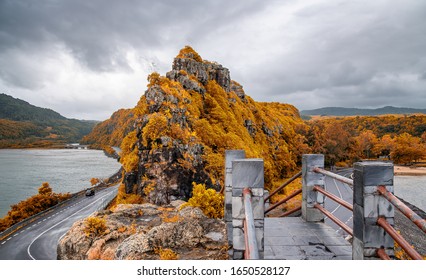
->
0, 93, 66, 122
300, 106, 426, 116
0, 93, 98, 148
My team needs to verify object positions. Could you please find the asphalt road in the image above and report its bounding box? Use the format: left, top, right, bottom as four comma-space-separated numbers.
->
0, 185, 118, 260
324, 168, 354, 237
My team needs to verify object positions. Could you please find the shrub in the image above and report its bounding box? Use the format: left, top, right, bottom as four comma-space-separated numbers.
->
0, 182, 70, 232
114, 184, 144, 205
176, 46, 202, 62
155, 247, 178, 260
84, 216, 107, 238
181, 183, 224, 218
90, 178, 100, 186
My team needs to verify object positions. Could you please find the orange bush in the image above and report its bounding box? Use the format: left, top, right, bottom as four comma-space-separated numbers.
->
84, 216, 107, 238
0, 182, 71, 231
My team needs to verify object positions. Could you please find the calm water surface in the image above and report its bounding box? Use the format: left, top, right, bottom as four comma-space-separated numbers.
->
0, 149, 121, 218
1, 149, 425, 218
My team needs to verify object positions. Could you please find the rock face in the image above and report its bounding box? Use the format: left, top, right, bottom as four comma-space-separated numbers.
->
57, 202, 227, 260
167, 58, 231, 93
136, 144, 211, 205
121, 47, 236, 205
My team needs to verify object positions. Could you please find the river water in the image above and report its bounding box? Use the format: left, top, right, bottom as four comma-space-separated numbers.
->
0, 149, 425, 218
394, 175, 426, 212
0, 149, 121, 218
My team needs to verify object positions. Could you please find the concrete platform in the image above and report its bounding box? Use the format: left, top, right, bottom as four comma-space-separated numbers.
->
264, 217, 352, 260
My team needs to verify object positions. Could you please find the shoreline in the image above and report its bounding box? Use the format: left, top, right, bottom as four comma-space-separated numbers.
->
394, 166, 426, 176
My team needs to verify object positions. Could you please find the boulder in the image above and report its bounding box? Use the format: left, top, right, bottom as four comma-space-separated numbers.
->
57, 203, 227, 260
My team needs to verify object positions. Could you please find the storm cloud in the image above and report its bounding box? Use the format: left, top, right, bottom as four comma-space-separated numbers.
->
1, 0, 425, 120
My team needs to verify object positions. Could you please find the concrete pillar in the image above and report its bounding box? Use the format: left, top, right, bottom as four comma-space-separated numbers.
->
352, 161, 395, 260
302, 154, 325, 222
231, 159, 264, 259
224, 150, 245, 258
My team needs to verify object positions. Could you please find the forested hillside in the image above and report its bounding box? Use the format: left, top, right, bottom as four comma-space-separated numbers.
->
304, 115, 426, 165
0, 93, 97, 148
301, 106, 426, 116
80, 108, 136, 148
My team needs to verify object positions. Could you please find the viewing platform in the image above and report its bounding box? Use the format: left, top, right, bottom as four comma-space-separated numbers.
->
224, 150, 425, 260
264, 217, 351, 260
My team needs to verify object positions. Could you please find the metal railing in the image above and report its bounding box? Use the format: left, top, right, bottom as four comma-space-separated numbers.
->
312, 167, 354, 236
0, 183, 119, 241
242, 188, 259, 259
313, 167, 354, 186
264, 171, 302, 216
377, 185, 426, 233
265, 171, 302, 202
311, 166, 425, 260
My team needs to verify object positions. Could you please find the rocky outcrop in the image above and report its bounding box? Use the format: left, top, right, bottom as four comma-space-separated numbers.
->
167, 57, 230, 92
57, 202, 227, 260
135, 144, 212, 205
116, 46, 306, 207
230, 80, 246, 101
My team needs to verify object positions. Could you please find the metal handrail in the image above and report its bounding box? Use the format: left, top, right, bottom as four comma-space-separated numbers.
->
243, 188, 259, 259
265, 171, 302, 202
313, 203, 353, 236
377, 217, 423, 260
377, 248, 391, 260
377, 185, 426, 234
313, 167, 354, 186
279, 206, 302, 217
313, 185, 353, 211
265, 189, 302, 214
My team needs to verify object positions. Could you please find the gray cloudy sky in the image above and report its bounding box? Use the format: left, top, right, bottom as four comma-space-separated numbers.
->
1, 0, 426, 120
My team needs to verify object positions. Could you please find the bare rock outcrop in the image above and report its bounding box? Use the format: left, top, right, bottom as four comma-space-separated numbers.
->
167, 57, 230, 92
57, 202, 227, 260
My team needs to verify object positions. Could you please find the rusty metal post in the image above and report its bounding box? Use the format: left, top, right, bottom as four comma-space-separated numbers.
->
243, 188, 260, 259
352, 161, 395, 260
224, 150, 245, 259
302, 154, 325, 222
231, 159, 264, 260
377, 217, 422, 260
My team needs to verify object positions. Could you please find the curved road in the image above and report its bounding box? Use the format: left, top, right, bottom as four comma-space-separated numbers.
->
324, 168, 354, 237
0, 185, 118, 260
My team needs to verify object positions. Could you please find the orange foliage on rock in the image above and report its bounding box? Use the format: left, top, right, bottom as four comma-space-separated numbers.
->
176, 45, 203, 62
81, 108, 136, 148
119, 131, 139, 172
89, 46, 310, 208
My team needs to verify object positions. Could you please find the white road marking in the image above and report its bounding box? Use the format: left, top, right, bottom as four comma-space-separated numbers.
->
27, 190, 116, 260
1, 241, 6, 245
7, 237, 11, 241
330, 178, 343, 215
13, 233, 18, 237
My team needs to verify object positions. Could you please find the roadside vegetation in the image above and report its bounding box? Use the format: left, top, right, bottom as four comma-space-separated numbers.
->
0, 182, 71, 232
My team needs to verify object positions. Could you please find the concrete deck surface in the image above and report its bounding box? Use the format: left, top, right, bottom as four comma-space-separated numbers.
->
264, 217, 352, 260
